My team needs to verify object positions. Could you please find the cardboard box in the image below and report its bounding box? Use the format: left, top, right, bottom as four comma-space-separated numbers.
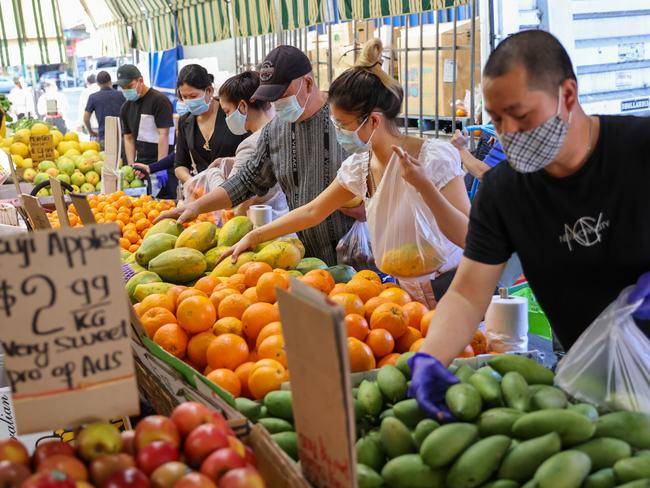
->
398, 19, 481, 117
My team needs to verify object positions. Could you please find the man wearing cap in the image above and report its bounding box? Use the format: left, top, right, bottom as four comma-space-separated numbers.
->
157, 46, 359, 265
117, 64, 176, 198
84, 71, 125, 145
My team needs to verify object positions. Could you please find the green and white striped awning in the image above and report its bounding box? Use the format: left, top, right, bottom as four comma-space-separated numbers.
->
277, 0, 323, 30
94, 19, 130, 57
232, 0, 274, 37
338, 0, 468, 21
108, 0, 175, 52
233, 0, 324, 37
174, 0, 231, 45
0, 0, 65, 66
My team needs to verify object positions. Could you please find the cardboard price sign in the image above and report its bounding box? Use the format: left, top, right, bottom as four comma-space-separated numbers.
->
276, 280, 357, 488
29, 135, 55, 164
0, 224, 139, 434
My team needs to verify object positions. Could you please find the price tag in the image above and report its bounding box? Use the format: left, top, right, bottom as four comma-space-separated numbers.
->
102, 117, 121, 194
0, 224, 139, 434
20, 195, 52, 230
29, 135, 55, 164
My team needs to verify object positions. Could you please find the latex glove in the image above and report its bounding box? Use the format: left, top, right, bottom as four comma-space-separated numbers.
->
629, 272, 650, 320
408, 352, 459, 422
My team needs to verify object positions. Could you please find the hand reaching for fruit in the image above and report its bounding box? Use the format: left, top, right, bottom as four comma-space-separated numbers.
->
155, 203, 199, 226
408, 352, 459, 422
218, 231, 260, 266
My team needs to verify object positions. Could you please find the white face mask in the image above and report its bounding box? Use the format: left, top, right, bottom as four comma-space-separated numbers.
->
272, 79, 310, 123
226, 103, 248, 135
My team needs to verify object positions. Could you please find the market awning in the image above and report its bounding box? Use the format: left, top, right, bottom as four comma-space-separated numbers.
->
0, 0, 65, 66
109, 0, 176, 52
338, 0, 468, 21
174, 0, 231, 45
80, 0, 130, 57
232, 0, 274, 37
277, 0, 324, 31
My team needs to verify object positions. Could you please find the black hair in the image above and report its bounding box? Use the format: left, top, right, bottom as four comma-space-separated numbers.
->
483, 30, 577, 94
328, 39, 403, 122
218, 71, 270, 110
86, 74, 96, 84
96, 71, 111, 85
176, 64, 214, 91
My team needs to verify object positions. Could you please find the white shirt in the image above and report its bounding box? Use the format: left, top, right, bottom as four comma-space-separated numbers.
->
78, 83, 99, 129
8, 87, 34, 117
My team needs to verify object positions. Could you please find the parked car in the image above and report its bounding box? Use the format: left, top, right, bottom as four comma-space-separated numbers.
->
0, 76, 15, 94
40, 71, 71, 89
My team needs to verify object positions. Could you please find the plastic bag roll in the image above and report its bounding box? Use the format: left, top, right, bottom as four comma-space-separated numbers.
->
485, 295, 529, 353
248, 205, 273, 228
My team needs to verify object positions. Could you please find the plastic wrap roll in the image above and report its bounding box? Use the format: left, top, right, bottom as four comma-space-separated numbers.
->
485, 290, 529, 352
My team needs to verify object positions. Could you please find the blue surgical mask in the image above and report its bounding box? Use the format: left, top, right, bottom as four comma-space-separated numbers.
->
122, 88, 139, 102
226, 105, 248, 135
273, 80, 310, 123
176, 100, 189, 116
185, 92, 210, 115
334, 117, 375, 154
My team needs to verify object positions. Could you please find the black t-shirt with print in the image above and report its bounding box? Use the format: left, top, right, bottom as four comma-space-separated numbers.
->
465, 115, 650, 349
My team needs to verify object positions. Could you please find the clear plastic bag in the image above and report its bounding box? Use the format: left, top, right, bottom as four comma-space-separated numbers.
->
180, 171, 220, 225
366, 153, 446, 281
555, 287, 650, 413
336, 220, 376, 271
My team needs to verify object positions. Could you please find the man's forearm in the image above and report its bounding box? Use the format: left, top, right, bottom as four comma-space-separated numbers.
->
194, 187, 233, 214
460, 149, 490, 181
175, 166, 191, 183
123, 136, 136, 166
158, 133, 169, 161
83, 112, 92, 134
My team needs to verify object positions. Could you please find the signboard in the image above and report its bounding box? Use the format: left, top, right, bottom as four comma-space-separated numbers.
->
276, 280, 357, 488
29, 135, 55, 164
621, 97, 650, 113
0, 224, 139, 434
102, 117, 121, 194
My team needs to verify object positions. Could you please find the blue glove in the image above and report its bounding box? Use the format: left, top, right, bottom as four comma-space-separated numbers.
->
629, 272, 650, 320
408, 352, 460, 422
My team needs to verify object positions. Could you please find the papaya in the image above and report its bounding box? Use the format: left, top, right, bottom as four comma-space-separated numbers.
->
146, 218, 184, 237
488, 355, 554, 385
204, 246, 231, 271
125, 252, 137, 264
218, 216, 253, 247
175, 222, 219, 252
296, 257, 328, 274
254, 241, 302, 270
148, 248, 207, 284
379, 242, 444, 278
276, 236, 306, 259
135, 233, 177, 266
134, 282, 175, 302
120, 250, 131, 261
123, 262, 147, 276
327, 264, 356, 283
254, 240, 274, 253
211, 252, 255, 278
287, 270, 303, 278
126, 271, 161, 303
595, 411, 650, 449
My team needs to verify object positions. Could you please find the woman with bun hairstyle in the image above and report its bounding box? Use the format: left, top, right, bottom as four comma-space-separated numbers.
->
222, 39, 470, 304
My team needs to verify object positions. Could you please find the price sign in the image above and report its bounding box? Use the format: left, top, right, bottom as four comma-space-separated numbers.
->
29, 135, 55, 164
0, 224, 139, 434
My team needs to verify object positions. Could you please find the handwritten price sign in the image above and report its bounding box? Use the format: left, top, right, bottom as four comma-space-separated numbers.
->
0, 225, 139, 434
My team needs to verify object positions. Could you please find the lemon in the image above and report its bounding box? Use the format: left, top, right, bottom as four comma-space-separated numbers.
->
53, 150, 59, 159
80, 140, 100, 152
50, 130, 63, 146
22, 157, 33, 169
10, 142, 29, 157
65, 148, 81, 157
13, 128, 31, 143
10, 154, 24, 168
30, 123, 50, 136
63, 131, 79, 142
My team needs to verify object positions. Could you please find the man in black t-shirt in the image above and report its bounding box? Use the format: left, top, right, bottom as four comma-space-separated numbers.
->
415, 30, 650, 371
84, 71, 125, 144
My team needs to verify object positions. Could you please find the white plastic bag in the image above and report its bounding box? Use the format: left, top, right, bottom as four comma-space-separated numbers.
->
366, 153, 446, 281
336, 220, 375, 271
181, 171, 221, 225
555, 287, 650, 413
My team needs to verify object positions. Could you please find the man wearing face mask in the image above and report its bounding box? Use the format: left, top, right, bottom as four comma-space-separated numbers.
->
407, 30, 650, 420
156, 46, 357, 265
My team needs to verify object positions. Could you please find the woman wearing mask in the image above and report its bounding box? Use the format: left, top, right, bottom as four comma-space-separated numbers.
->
222, 39, 470, 306
174, 64, 248, 186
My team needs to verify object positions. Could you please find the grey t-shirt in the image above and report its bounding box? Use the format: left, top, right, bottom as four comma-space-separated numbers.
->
221, 104, 354, 265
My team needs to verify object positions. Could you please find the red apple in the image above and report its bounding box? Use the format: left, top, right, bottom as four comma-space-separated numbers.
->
136, 441, 179, 476
120, 431, 135, 456
89, 454, 135, 487
33, 442, 76, 468
76, 423, 123, 462
22, 471, 76, 488
103, 467, 150, 488
184, 424, 228, 468
38, 456, 87, 482
174, 472, 216, 488
170, 403, 210, 438
0, 460, 31, 487
199, 448, 247, 481
218, 467, 265, 488
226, 437, 246, 458
149, 462, 189, 488
243, 447, 257, 468
134, 416, 180, 451
0, 440, 29, 466
75, 482, 93, 488
207, 411, 234, 437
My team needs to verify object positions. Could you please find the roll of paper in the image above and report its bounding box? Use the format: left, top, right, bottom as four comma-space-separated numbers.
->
248, 204, 273, 228
485, 294, 529, 353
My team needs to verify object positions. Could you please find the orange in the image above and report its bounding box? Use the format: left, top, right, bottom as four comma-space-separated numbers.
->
119, 237, 131, 249
140, 307, 177, 338
363, 296, 392, 321
409, 338, 425, 352
458, 344, 475, 358
234, 362, 255, 398
300, 269, 335, 295
204, 365, 214, 375
218, 294, 252, 320
248, 361, 286, 399
206, 333, 249, 370
420, 310, 436, 337
353, 270, 381, 284
135, 218, 151, 232
347, 337, 376, 373
395, 327, 423, 353
187, 331, 217, 370
241, 262, 273, 288
167, 285, 188, 304
128, 244, 139, 253
470, 329, 488, 355
124, 230, 139, 244
176, 296, 217, 334
242, 287, 258, 302
241, 302, 280, 341
344, 314, 369, 341
346, 278, 382, 303
255, 322, 283, 349
403, 302, 428, 330
248, 350, 259, 362
177, 288, 208, 307
329, 283, 351, 296
370, 303, 408, 339
133, 302, 144, 317
378, 353, 401, 367
329, 293, 365, 317
206, 369, 241, 397
209, 288, 240, 310
379, 288, 412, 306
226, 273, 247, 293
250, 358, 284, 375
257, 334, 287, 368
366, 329, 395, 357
153, 323, 188, 358
194, 275, 220, 296
212, 317, 244, 336
256, 271, 290, 303
139, 293, 175, 315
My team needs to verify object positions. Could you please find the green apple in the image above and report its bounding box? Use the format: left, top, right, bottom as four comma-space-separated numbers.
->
56, 157, 75, 175
22, 168, 36, 182
71, 171, 86, 187
37, 160, 56, 172
56, 173, 71, 185
85, 170, 100, 186
80, 183, 96, 193
76, 422, 123, 462
34, 172, 49, 185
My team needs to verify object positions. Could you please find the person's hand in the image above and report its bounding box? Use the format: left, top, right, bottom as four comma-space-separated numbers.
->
451, 129, 470, 151
408, 352, 459, 422
154, 202, 199, 225
89, 129, 98, 138
217, 232, 259, 265
133, 163, 150, 179
629, 272, 650, 320
392, 145, 431, 193
339, 203, 366, 222
209, 158, 223, 169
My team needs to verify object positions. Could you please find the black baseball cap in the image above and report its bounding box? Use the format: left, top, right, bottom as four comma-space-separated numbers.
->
252, 46, 312, 102
116, 64, 142, 87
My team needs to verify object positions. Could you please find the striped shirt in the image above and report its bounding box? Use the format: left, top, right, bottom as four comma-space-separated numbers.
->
221, 104, 354, 265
